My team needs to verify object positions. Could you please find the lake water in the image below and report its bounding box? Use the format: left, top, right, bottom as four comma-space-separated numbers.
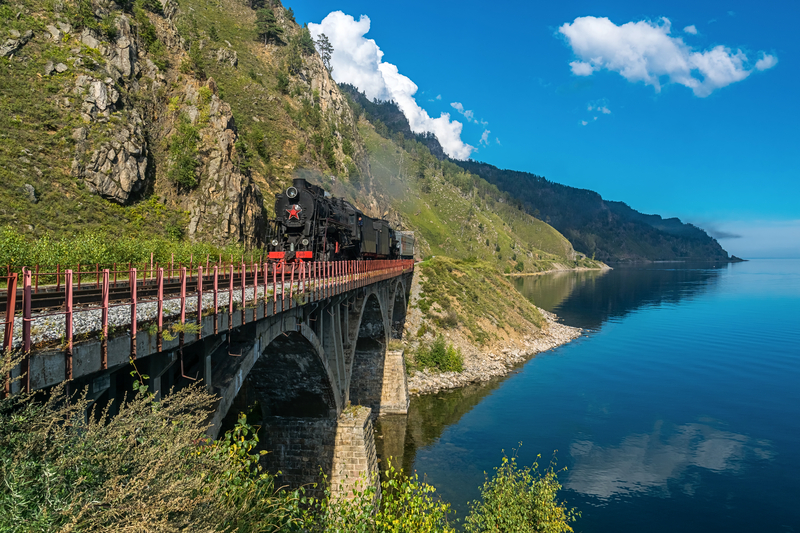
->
375, 259, 800, 532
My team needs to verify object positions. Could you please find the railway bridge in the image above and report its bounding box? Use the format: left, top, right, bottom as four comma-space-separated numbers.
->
1, 259, 414, 495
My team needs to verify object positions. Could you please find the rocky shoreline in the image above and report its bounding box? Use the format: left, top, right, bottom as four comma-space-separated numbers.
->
406, 309, 582, 396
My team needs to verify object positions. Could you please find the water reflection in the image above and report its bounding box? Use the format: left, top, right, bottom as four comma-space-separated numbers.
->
566, 421, 774, 500
514, 264, 728, 329
374, 377, 508, 472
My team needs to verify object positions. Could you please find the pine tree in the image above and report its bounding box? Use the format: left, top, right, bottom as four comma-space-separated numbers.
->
255, 8, 283, 45
315, 33, 333, 73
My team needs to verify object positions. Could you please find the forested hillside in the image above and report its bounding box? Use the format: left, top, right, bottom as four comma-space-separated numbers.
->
455, 161, 734, 262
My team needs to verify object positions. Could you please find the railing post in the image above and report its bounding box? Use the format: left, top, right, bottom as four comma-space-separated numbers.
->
180, 267, 187, 325
130, 268, 137, 359
157, 267, 164, 352
56, 263, 60, 291
65, 270, 73, 379
229, 264, 234, 321
281, 263, 286, 312
197, 266, 204, 338
262, 262, 268, 317
2, 273, 18, 397
289, 263, 296, 308
213, 266, 219, 335
21, 268, 31, 393
77, 263, 81, 290
101, 269, 109, 370
252, 262, 258, 321
241, 262, 246, 324
272, 264, 278, 315
34, 264, 39, 294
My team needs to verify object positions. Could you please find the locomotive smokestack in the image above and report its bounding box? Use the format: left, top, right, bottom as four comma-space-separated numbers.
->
292, 177, 307, 190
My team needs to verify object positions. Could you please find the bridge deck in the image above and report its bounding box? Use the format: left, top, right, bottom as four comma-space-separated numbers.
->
2, 259, 413, 395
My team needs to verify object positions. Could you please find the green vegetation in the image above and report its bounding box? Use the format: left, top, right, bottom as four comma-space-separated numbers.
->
415, 257, 544, 346
413, 335, 464, 373
255, 7, 283, 45
0, 365, 302, 531
0, 226, 248, 274
465, 453, 579, 533
167, 114, 201, 189
0, 360, 576, 531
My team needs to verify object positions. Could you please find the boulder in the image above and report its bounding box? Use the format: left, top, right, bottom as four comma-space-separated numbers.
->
0, 29, 33, 58
46, 24, 61, 41
216, 47, 238, 67
21, 184, 37, 204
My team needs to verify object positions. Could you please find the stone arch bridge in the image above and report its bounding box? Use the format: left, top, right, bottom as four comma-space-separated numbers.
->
2, 260, 414, 495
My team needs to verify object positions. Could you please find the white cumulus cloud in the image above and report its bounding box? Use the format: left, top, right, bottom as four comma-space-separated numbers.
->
451, 101, 475, 122
559, 16, 777, 97
588, 104, 611, 114
309, 12, 474, 159
684, 25, 698, 35
479, 129, 490, 146
755, 53, 778, 71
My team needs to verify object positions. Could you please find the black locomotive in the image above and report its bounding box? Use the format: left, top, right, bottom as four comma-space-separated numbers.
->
267, 177, 414, 262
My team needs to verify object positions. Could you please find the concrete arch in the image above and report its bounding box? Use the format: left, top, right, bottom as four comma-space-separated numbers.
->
389, 278, 408, 340
248, 327, 339, 418
348, 293, 388, 412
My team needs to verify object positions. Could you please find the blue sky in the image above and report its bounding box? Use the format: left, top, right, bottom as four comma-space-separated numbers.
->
294, 0, 799, 258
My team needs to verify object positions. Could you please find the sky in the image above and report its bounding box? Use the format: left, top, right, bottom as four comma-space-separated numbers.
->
293, 0, 800, 258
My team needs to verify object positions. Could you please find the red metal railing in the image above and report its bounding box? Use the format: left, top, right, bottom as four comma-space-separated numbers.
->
1, 259, 413, 395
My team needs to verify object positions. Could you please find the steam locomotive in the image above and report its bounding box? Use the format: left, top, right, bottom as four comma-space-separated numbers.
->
267, 177, 414, 262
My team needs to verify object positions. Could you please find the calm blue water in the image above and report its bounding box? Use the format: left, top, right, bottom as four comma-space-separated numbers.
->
378, 259, 800, 532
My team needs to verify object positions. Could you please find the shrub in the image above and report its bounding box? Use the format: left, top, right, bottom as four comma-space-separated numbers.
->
167, 114, 201, 189
0, 377, 303, 531
415, 334, 463, 372
464, 453, 579, 533
306, 462, 455, 532
276, 70, 290, 94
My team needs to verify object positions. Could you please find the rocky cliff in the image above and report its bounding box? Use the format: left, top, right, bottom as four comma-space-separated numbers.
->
0, 0, 366, 245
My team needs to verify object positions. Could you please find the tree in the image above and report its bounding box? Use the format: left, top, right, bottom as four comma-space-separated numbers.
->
296, 25, 315, 55
255, 8, 283, 45
315, 33, 333, 72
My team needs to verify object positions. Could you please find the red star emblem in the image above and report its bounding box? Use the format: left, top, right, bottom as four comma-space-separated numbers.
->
286, 204, 302, 220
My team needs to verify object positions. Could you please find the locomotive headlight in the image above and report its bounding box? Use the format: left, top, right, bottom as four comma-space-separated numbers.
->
271, 239, 279, 247
286, 186, 298, 199
301, 238, 309, 246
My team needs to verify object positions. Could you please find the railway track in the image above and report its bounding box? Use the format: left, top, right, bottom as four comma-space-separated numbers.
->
1, 273, 257, 315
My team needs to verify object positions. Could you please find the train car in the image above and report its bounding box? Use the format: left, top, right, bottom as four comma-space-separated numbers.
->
268, 177, 411, 262
396, 231, 415, 259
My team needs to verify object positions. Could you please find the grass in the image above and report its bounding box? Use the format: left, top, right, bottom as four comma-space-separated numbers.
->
416, 256, 545, 346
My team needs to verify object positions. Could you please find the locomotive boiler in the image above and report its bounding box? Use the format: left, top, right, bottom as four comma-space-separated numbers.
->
267, 177, 414, 262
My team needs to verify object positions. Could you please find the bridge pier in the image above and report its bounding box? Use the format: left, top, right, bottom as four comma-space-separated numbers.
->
260, 405, 379, 498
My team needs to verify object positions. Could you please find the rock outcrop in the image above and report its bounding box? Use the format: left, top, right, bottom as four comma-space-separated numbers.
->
71, 112, 149, 204
1, 29, 33, 58
175, 82, 265, 246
